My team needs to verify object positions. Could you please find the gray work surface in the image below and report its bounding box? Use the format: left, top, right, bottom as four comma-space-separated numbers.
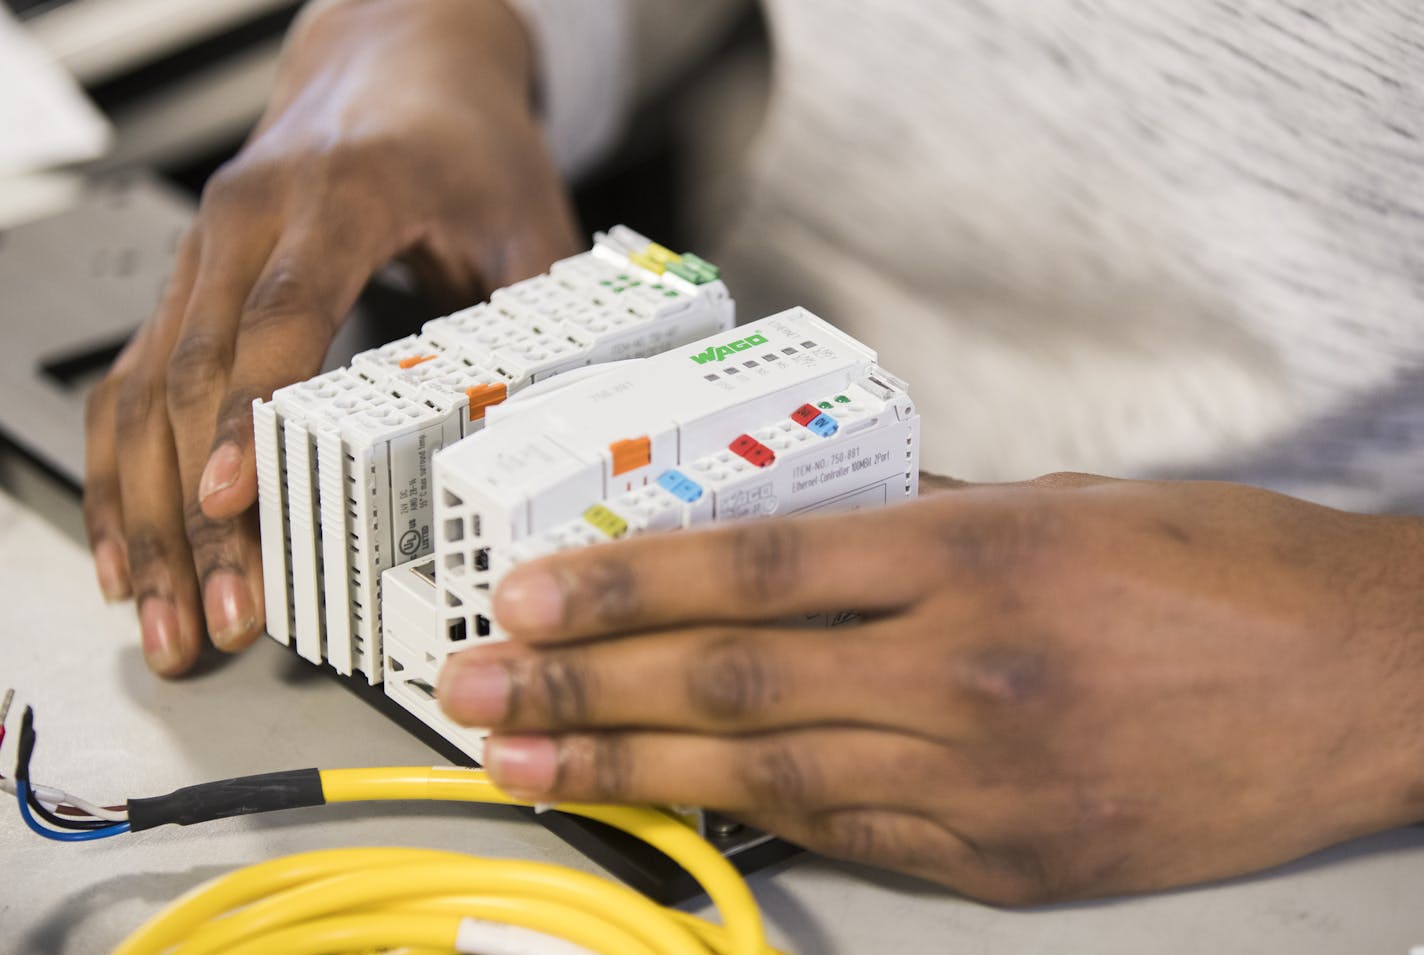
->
1, 488, 1422, 954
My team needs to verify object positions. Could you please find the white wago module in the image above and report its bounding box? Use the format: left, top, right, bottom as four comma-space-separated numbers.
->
381, 306, 920, 762
254, 227, 735, 683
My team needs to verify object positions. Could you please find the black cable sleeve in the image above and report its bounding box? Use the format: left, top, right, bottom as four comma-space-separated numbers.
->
126, 768, 326, 832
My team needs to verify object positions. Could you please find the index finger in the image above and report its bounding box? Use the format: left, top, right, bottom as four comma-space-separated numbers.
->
198, 209, 392, 521
491, 501, 950, 643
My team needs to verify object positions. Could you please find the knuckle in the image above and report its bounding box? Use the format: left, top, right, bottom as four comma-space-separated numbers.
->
324, 134, 401, 186
213, 388, 263, 449
183, 500, 231, 565
528, 652, 595, 729
741, 740, 819, 807
165, 334, 230, 412
590, 735, 633, 801
200, 160, 258, 210
728, 522, 802, 604
201, 156, 282, 209
82, 488, 121, 549
560, 734, 633, 802
935, 502, 1062, 581
114, 376, 162, 439
198, 163, 235, 205
572, 559, 642, 629
243, 258, 336, 337
123, 527, 169, 581
957, 833, 1065, 907
82, 475, 119, 523
810, 810, 883, 863
955, 642, 1054, 709
686, 633, 774, 723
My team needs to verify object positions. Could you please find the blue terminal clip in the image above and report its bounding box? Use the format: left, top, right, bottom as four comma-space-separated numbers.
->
807, 413, 839, 438
657, 469, 704, 503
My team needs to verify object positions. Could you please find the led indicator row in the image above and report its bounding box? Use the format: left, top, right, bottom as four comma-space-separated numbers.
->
593, 270, 683, 301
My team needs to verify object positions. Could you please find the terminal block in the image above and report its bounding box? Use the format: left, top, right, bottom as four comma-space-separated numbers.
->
381, 306, 920, 762
254, 227, 735, 683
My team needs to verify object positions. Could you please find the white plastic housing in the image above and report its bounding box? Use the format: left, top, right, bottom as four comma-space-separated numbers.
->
252, 229, 736, 682
377, 307, 920, 761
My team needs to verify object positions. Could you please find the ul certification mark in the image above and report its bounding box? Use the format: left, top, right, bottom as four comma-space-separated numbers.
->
398, 529, 422, 557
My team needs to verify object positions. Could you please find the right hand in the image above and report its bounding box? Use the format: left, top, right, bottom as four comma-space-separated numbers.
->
84, 0, 580, 676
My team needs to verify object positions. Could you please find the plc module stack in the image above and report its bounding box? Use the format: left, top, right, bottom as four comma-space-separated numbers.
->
253, 229, 920, 897
382, 306, 920, 761
254, 226, 735, 682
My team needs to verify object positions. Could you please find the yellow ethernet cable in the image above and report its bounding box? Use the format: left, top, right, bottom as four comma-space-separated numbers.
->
110, 767, 783, 955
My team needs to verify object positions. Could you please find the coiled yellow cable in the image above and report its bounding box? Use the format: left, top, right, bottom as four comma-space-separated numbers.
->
113, 766, 784, 955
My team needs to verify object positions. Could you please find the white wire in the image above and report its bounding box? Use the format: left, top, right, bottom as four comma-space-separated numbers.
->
54, 789, 128, 822
0, 775, 128, 821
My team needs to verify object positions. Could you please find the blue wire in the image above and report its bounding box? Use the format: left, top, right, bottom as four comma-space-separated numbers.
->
16, 780, 130, 841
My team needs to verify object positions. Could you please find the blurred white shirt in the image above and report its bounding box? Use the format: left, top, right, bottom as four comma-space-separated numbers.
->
513, 0, 1424, 511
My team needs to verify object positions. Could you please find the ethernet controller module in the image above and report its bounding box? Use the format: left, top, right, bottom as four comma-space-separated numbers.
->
253, 226, 920, 898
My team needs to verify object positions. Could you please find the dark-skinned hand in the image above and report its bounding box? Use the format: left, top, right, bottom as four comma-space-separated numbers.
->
84, 0, 577, 675
438, 473, 1424, 904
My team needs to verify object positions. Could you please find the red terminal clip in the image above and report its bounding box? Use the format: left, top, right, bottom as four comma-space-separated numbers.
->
791, 403, 820, 426
729, 434, 775, 468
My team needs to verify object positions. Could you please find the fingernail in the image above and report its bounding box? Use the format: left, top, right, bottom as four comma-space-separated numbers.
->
94, 539, 130, 602
139, 597, 185, 675
204, 570, 256, 650
199, 443, 242, 502
438, 659, 510, 726
485, 736, 558, 797
493, 568, 564, 633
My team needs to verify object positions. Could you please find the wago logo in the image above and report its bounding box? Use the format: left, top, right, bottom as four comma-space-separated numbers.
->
689, 333, 769, 364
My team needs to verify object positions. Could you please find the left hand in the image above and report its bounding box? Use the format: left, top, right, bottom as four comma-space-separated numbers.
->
437, 474, 1424, 904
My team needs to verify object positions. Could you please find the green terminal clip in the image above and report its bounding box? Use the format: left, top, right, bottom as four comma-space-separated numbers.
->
680, 252, 721, 281
665, 253, 720, 286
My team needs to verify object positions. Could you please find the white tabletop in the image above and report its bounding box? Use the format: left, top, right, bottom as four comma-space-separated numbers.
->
2, 486, 1422, 954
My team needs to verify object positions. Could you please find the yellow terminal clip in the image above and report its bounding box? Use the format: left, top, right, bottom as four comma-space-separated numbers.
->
645, 242, 682, 265
628, 250, 665, 274
583, 504, 629, 539
630, 242, 684, 275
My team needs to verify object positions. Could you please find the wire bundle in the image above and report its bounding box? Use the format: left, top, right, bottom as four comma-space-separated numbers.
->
4, 696, 784, 955
5, 696, 131, 841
